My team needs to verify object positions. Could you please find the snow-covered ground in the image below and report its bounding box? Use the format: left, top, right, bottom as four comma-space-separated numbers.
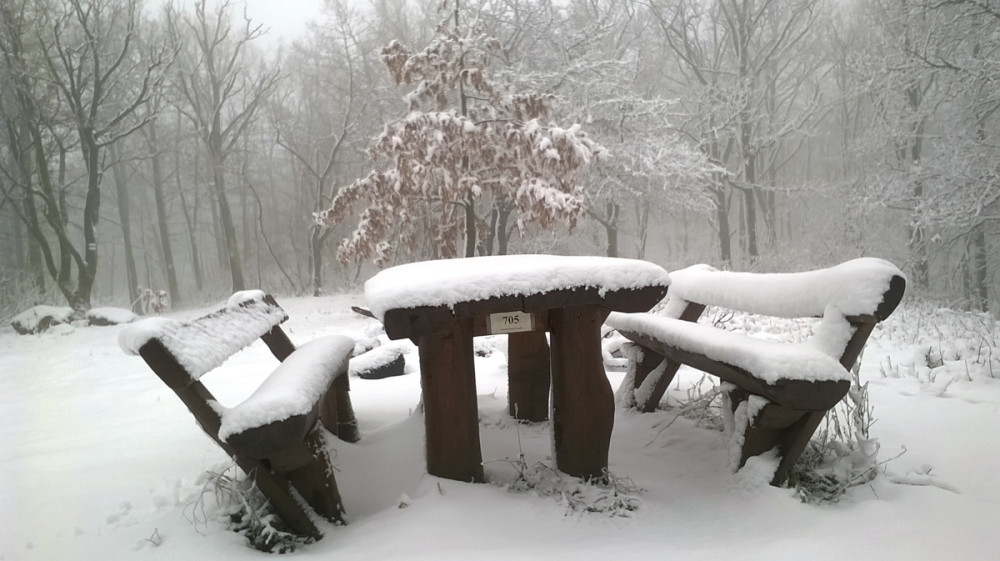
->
2, 293, 997, 560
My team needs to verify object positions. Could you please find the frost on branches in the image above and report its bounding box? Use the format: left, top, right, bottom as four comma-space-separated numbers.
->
314, 15, 607, 265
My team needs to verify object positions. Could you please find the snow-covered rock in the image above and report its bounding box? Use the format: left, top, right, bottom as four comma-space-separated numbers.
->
11, 305, 75, 335
86, 307, 139, 326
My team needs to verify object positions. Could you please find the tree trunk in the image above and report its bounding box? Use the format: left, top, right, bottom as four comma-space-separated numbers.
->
744, 187, 758, 262
13, 137, 46, 291
147, 121, 181, 306
714, 184, 732, 265
311, 227, 329, 297
908, 181, 929, 288
175, 144, 204, 292
10, 194, 25, 272
497, 203, 511, 255
212, 158, 246, 292
110, 143, 141, 313
75, 126, 103, 313
38, 141, 74, 290
970, 221, 988, 312
905, 73, 929, 288
634, 195, 651, 260
464, 198, 477, 258
737, 4, 759, 264
604, 200, 619, 258
241, 170, 252, 278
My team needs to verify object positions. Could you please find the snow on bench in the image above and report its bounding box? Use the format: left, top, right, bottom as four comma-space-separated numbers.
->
218, 335, 355, 442
119, 291, 358, 539
606, 258, 906, 486
119, 290, 287, 383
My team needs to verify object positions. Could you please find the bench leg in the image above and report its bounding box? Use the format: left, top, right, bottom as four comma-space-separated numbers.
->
726, 389, 826, 486
239, 458, 323, 540
418, 319, 485, 483
320, 374, 361, 443
549, 305, 614, 481
283, 430, 347, 526
625, 346, 682, 413
771, 410, 826, 486
507, 331, 550, 422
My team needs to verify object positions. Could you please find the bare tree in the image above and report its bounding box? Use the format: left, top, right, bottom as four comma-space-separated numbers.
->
271, 0, 379, 295
0, 0, 166, 313
861, 0, 1000, 306
648, 0, 826, 266
167, 0, 279, 292
504, 0, 718, 259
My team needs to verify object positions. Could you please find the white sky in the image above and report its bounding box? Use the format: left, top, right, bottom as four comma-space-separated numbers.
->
168, 0, 325, 45
241, 0, 324, 43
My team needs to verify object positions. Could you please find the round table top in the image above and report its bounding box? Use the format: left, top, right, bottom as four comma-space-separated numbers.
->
365, 254, 671, 320
364, 255, 671, 339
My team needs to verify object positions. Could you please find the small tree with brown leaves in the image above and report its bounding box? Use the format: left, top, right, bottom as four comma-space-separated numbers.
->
315, 5, 606, 265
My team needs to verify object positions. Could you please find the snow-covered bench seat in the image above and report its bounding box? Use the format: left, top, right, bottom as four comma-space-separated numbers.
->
119, 291, 358, 540
606, 258, 906, 486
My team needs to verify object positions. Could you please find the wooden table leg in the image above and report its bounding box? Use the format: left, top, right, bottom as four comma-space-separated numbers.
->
507, 331, 550, 422
418, 319, 485, 482
548, 305, 614, 480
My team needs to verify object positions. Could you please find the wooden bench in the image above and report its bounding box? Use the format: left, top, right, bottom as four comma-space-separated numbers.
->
606, 258, 906, 486
119, 290, 359, 540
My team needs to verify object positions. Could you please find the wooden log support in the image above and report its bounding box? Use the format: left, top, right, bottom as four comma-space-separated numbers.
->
283, 430, 347, 525
630, 348, 681, 413
138, 340, 225, 438
766, 408, 827, 486
549, 305, 615, 481
727, 380, 847, 486
418, 319, 485, 483
506, 331, 551, 422
261, 325, 296, 361
627, 301, 705, 412
320, 374, 360, 443
246, 461, 324, 540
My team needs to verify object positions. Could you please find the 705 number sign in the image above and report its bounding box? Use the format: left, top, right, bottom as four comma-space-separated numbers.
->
488, 311, 533, 334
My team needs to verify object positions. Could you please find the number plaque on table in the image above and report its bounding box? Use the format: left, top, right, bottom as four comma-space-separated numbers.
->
489, 311, 533, 334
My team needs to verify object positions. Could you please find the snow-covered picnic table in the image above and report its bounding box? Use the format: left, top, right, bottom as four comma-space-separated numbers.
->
365, 255, 671, 482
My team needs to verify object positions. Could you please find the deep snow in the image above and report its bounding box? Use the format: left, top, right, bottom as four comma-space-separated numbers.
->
2, 293, 997, 560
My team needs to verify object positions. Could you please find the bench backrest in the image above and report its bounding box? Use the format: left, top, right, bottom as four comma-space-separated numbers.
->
119, 291, 297, 441
120, 290, 293, 388
663, 258, 906, 322
662, 258, 906, 371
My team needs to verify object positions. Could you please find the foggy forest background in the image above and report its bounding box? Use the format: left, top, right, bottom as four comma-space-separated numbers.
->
1, 0, 997, 321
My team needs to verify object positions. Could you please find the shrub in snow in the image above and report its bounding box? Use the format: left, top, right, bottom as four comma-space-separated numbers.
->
616, 359, 726, 433
11, 305, 75, 334
196, 464, 312, 553
876, 301, 999, 382
137, 286, 168, 315
498, 452, 641, 517
474, 335, 505, 357
787, 357, 884, 503
86, 307, 139, 326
